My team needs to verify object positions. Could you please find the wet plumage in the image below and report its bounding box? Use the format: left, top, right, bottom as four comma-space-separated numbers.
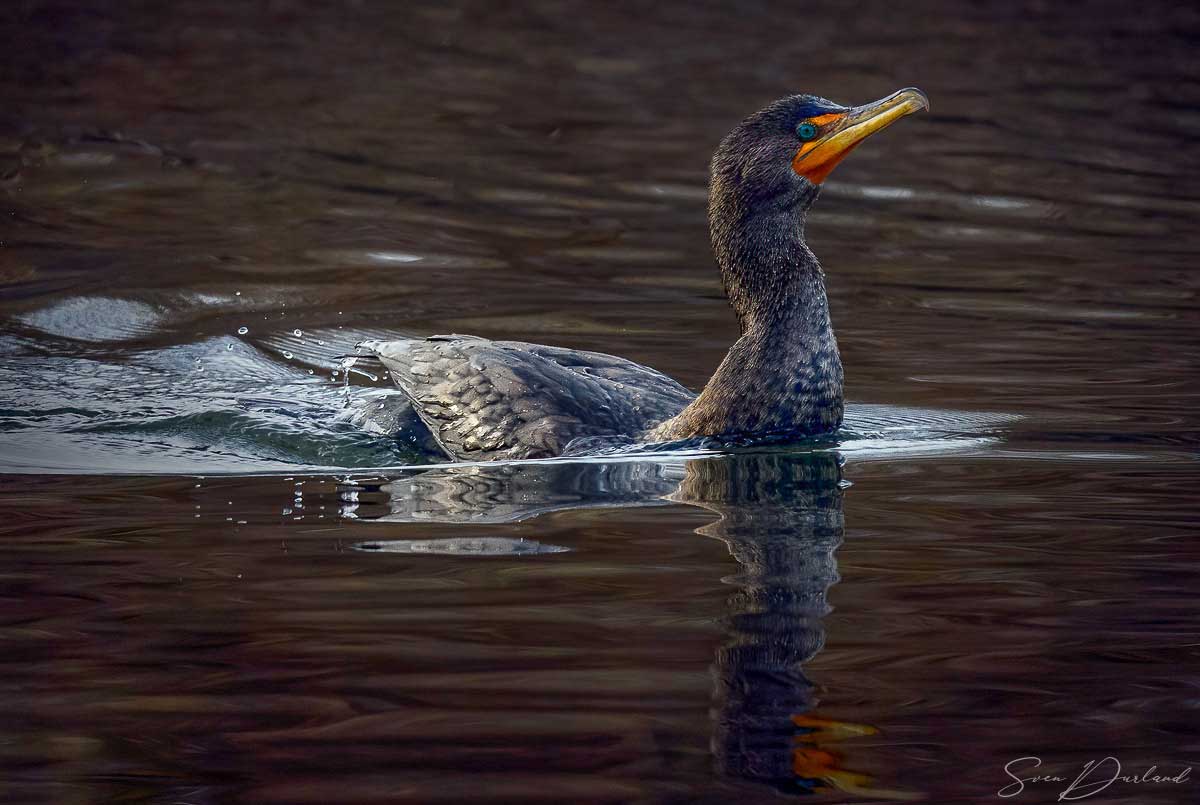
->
360, 335, 694, 461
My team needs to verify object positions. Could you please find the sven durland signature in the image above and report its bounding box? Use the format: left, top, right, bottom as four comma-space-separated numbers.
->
998, 756, 1191, 800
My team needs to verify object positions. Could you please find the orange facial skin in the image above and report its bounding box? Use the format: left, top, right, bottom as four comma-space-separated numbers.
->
807, 113, 846, 128
792, 112, 851, 184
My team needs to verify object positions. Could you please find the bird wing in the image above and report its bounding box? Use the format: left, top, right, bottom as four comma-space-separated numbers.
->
358, 335, 694, 461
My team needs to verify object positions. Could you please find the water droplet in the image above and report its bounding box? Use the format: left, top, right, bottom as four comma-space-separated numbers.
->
283, 351, 293, 359
317, 339, 325, 346
226, 343, 234, 350
235, 291, 242, 296
307, 369, 314, 375
237, 326, 248, 335
293, 329, 303, 337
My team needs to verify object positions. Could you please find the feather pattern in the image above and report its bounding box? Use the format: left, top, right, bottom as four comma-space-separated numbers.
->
359, 335, 695, 460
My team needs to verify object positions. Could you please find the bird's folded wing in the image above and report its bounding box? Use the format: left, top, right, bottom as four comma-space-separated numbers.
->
360, 336, 694, 461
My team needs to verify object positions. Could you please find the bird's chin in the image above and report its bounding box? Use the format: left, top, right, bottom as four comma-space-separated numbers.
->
786, 176, 821, 213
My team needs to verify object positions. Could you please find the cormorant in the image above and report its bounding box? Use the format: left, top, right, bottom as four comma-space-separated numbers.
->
358, 88, 929, 460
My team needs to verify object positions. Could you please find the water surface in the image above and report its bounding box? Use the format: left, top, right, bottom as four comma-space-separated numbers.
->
1, 1, 1198, 802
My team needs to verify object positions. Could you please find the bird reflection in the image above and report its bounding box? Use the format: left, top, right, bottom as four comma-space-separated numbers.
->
341, 450, 887, 796
675, 452, 881, 796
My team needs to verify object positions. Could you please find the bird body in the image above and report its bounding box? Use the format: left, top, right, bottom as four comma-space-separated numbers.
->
360, 88, 928, 461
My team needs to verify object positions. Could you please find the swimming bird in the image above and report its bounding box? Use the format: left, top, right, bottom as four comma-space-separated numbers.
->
358, 88, 929, 461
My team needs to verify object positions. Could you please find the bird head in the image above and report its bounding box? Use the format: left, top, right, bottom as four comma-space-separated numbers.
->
711, 87, 929, 215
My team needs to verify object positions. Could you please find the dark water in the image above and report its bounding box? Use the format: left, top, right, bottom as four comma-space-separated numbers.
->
2, 1, 1199, 802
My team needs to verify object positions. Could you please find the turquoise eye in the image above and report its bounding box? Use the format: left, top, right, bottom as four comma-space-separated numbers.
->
796, 122, 818, 141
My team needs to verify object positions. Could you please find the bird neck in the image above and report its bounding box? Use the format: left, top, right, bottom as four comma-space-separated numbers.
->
653, 207, 844, 442
717, 207, 826, 330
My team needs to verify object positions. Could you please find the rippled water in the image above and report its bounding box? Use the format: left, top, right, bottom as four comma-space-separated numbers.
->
2, 1, 1199, 802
